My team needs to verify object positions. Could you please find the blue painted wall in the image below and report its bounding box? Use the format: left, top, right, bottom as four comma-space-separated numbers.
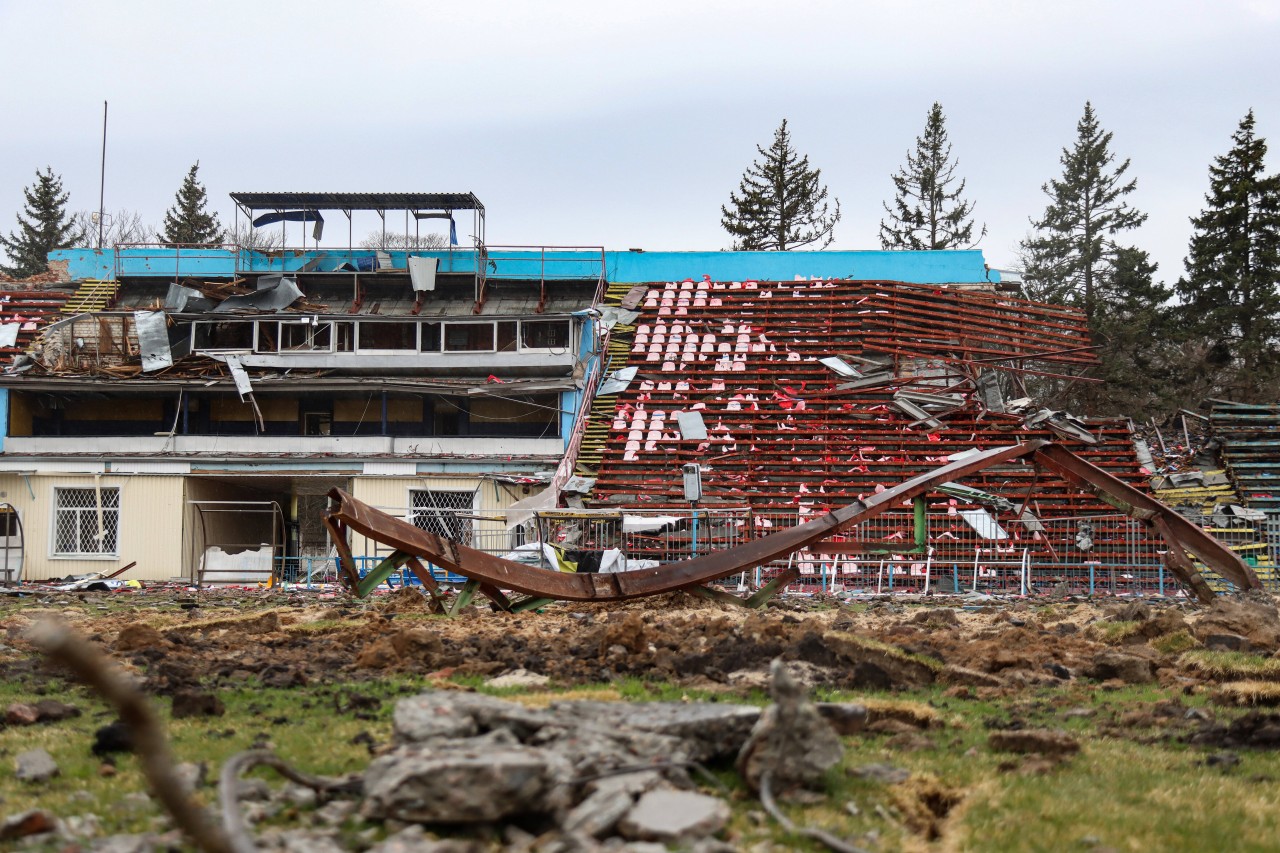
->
0, 389, 7, 452
53, 247, 999, 285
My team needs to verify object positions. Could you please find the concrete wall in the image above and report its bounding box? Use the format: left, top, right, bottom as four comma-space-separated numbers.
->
0, 473, 185, 581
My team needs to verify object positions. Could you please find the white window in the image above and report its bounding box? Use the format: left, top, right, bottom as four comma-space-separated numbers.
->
408, 488, 475, 546
53, 487, 120, 557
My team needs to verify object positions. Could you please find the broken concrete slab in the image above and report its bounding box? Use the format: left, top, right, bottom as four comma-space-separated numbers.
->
361, 742, 571, 824
549, 699, 761, 762
617, 789, 730, 843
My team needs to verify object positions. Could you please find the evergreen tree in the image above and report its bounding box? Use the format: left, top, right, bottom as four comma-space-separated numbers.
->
0, 167, 81, 278
1021, 102, 1147, 323
721, 120, 840, 250
1175, 110, 1280, 394
160, 162, 223, 245
1079, 247, 1198, 414
879, 102, 984, 250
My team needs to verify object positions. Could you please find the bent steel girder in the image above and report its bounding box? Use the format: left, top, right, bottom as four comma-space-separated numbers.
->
324, 440, 1254, 603
325, 442, 1038, 602
1030, 443, 1259, 599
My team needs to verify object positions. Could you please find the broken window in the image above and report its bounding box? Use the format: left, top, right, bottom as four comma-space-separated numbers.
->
521, 320, 571, 351
469, 394, 559, 437
53, 487, 119, 556
193, 321, 254, 351
420, 323, 441, 353
357, 322, 417, 351
444, 323, 494, 352
497, 321, 518, 352
333, 323, 355, 353
278, 321, 333, 353
409, 489, 474, 546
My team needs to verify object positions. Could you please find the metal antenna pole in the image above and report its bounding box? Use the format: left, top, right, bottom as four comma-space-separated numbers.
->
98, 100, 108, 249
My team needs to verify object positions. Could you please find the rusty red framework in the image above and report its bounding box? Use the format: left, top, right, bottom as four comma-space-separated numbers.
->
324, 441, 1257, 609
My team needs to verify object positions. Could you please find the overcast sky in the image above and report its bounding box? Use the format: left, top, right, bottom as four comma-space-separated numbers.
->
1, 0, 1277, 281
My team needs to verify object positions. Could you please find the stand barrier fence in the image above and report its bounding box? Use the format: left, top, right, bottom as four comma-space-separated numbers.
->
286, 504, 1280, 597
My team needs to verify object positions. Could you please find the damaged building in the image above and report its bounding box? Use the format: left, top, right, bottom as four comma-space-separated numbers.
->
0, 193, 600, 584
0, 190, 1263, 598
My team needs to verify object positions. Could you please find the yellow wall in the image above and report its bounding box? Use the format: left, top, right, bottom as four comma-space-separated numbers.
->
8, 394, 36, 436
345, 475, 527, 563
0, 473, 185, 581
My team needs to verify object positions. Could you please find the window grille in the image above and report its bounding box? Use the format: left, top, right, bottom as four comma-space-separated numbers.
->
409, 489, 475, 546
54, 487, 120, 556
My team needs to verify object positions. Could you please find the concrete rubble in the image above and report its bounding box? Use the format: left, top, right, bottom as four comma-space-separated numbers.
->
347, 662, 858, 849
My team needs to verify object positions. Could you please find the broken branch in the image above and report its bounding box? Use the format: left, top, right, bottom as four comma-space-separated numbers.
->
27, 620, 235, 853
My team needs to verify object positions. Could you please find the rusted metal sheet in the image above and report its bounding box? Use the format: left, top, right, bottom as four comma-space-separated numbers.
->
325, 441, 1258, 604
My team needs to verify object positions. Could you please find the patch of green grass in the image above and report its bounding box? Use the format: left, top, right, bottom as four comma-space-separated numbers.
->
1091, 619, 1144, 643
1179, 649, 1280, 680
1151, 629, 1201, 655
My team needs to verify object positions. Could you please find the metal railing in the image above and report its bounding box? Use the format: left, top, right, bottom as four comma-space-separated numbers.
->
326, 504, 1202, 598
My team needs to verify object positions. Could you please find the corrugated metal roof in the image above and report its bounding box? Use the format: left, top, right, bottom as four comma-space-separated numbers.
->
229, 192, 483, 211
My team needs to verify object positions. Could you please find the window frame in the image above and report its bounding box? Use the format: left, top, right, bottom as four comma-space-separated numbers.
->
51, 485, 121, 559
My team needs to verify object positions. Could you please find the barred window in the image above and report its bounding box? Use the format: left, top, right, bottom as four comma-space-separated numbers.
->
54, 487, 120, 556
408, 489, 474, 546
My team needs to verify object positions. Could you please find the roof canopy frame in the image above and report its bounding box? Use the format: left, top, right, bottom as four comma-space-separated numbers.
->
229, 192, 486, 304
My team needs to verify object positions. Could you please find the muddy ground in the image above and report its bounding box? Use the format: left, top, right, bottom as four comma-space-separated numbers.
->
4, 586, 1280, 714
6, 586, 1280, 850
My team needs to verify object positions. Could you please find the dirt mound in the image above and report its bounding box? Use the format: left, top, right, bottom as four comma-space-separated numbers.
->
1192, 597, 1280, 653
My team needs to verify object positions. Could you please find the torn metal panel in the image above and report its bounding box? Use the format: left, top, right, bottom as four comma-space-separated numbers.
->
819, 356, 861, 377
163, 284, 218, 313
562, 476, 596, 495
224, 355, 253, 400
0, 323, 18, 349
959, 508, 1008, 539
938, 482, 1015, 512
598, 366, 638, 396
976, 370, 1005, 413
213, 276, 302, 313
889, 397, 941, 429
252, 209, 324, 241
1024, 409, 1098, 445
135, 311, 173, 373
597, 306, 640, 331
1017, 509, 1046, 534
408, 256, 439, 292
675, 410, 708, 441
894, 389, 966, 409
619, 285, 648, 310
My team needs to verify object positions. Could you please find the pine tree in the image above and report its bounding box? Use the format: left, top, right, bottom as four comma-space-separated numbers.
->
879, 102, 984, 250
1175, 110, 1280, 393
160, 162, 223, 245
1021, 102, 1147, 323
721, 120, 840, 250
1080, 247, 1194, 414
0, 167, 81, 278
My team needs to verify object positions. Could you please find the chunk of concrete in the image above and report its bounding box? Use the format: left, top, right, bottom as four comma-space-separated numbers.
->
617, 789, 730, 843
361, 743, 570, 823
736, 660, 844, 793
551, 700, 760, 761
392, 694, 480, 743
486, 669, 550, 689
15, 749, 59, 783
